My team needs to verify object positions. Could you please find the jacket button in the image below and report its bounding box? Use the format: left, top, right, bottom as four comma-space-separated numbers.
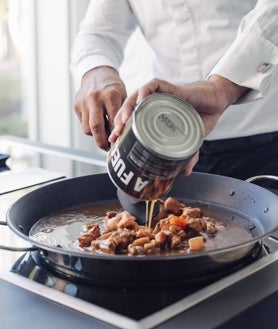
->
257, 63, 272, 73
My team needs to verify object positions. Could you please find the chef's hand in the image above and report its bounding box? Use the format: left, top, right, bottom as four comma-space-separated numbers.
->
109, 75, 249, 174
74, 66, 127, 150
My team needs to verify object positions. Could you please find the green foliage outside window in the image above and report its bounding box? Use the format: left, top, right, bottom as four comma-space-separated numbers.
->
0, 0, 27, 137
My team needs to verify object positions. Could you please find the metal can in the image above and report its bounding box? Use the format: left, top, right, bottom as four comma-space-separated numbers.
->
107, 93, 204, 200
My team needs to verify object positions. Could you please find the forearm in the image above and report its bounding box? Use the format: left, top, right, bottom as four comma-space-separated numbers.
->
70, 35, 123, 90
208, 75, 250, 110
209, 0, 278, 101
70, 0, 136, 90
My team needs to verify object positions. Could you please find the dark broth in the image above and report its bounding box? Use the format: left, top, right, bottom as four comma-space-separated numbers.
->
29, 201, 254, 254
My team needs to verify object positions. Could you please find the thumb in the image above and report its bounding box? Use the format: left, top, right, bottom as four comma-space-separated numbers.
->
182, 152, 199, 176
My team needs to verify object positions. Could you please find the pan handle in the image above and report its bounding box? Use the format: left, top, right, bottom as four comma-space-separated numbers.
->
268, 235, 278, 243
246, 175, 278, 183
0, 221, 37, 252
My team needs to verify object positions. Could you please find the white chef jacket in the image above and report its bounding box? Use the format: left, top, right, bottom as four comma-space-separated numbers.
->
70, 0, 278, 140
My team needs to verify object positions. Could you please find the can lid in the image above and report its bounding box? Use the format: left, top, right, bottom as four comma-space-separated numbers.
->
133, 94, 205, 160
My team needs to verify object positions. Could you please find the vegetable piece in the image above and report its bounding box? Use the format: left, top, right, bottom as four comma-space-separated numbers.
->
170, 215, 188, 228
188, 236, 205, 251
132, 237, 150, 246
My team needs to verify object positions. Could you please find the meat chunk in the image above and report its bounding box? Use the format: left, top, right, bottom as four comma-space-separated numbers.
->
182, 207, 203, 218
164, 197, 185, 215
104, 213, 122, 231
104, 211, 139, 231
78, 224, 100, 247
116, 211, 139, 230
93, 230, 135, 254
77, 196, 220, 256
186, 218, 206, 232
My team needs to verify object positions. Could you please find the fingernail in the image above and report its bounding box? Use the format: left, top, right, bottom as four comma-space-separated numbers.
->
136, 95, 142, 105
108, 133, 114, 143
108, 129, 118, 143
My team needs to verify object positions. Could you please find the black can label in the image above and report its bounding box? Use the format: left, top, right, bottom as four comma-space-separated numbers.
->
107, 127, 188, 200
107, 94, 204, 200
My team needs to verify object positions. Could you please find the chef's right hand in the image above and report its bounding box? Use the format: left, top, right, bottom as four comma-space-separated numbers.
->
74, 66, 127, 151
109, 76, 249, 176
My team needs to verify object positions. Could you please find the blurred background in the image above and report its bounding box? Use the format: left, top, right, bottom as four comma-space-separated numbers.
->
0, 0, 152, 176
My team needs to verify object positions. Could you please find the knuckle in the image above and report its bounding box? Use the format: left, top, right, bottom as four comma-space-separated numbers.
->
106, 90, 122, 106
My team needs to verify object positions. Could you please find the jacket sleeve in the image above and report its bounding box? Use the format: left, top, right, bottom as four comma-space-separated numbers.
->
209, 0, 278, 102
70, 0, 137, 90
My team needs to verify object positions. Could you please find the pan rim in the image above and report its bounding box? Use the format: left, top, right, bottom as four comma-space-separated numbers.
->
5, 172, 278, 261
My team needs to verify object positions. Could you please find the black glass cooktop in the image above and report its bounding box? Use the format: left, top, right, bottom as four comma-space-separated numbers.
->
11, 246, 264, 320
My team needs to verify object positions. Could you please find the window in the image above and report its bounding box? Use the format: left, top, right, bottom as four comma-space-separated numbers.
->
0, 0, 28, 137
0, 0, 153, 176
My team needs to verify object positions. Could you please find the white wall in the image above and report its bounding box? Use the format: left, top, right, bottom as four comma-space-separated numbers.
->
24, 0, 152, 176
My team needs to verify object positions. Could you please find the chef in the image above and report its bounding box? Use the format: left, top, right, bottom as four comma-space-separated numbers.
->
70, 0, 278, 180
